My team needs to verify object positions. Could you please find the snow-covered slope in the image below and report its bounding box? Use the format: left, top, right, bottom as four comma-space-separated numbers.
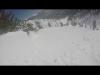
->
0, 26, 100, 65
26, 17, 69, 29
27, 10, 100, 29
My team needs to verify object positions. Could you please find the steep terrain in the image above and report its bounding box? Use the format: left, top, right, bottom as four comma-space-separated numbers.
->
0, 10, 100, 65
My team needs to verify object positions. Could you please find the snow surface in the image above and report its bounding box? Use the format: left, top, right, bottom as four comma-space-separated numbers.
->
0, 26, 100, 65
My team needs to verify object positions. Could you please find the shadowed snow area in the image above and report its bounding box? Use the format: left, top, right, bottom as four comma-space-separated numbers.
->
0, 26, 100, 65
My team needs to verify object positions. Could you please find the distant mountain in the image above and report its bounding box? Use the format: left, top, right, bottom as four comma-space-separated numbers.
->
27, 9, 100, 20
27, 10, 68, 20
27, 9, 81, 20
26, 9, 100, 31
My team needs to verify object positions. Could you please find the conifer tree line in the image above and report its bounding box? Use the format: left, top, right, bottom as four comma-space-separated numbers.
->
0, 10, 20, 34
0, 10, 100, 35
0, 10, 35, 35
27, 9, 100, 31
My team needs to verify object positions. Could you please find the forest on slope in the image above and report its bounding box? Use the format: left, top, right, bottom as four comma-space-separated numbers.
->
0, 9, 100, 35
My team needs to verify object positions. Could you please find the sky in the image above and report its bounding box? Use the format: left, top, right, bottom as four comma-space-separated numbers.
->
6, 9, 40, 20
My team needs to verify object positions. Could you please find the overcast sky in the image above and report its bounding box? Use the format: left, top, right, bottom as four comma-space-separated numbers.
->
6, 9, 41, 20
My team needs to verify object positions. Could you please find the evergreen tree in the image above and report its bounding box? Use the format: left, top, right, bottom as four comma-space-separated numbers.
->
60, 22, 63, 27
0, 10, 20, 35
93, 20, 97, 30
71, 20, 77, 26
48, 22, 51, 27
35, 21, 43, 29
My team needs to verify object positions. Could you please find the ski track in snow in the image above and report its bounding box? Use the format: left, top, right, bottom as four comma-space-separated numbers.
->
0, 26, 100, 65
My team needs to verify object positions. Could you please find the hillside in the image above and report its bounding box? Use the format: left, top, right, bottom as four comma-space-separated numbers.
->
0, 26, 100, 65
26, 10, 100, 32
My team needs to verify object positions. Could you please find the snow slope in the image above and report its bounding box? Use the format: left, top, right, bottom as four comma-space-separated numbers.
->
0, 26, 100, 65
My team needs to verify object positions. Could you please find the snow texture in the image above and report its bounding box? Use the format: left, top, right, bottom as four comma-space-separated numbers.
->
0, 25, 100, 65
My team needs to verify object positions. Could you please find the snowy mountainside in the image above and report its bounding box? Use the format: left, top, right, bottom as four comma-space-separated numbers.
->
26, 17, 69, 30
24, 10, 100, 32
1, 10, 100, 65
0, 26, 100, 65
27, 10, 100, 28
